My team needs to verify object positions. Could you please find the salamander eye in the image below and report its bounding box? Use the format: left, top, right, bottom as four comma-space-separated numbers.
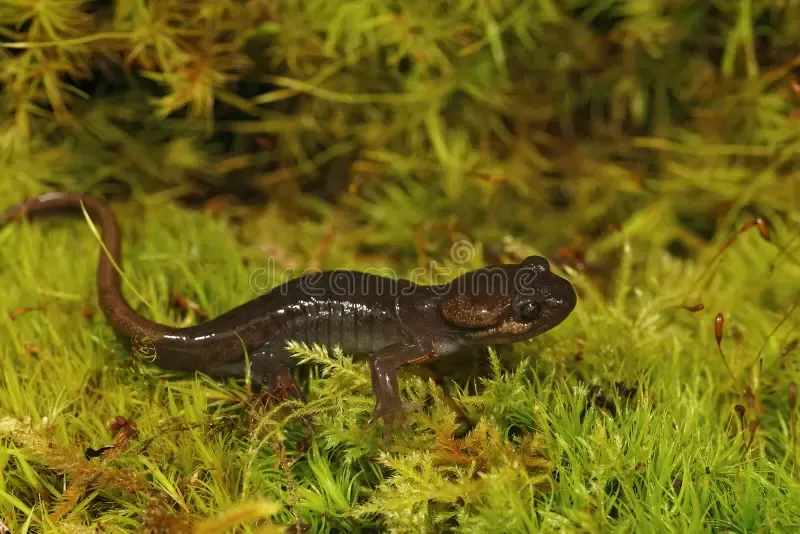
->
513, 298, 541, 323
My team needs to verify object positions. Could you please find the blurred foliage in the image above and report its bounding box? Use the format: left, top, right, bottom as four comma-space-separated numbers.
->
2, 0, 800, 262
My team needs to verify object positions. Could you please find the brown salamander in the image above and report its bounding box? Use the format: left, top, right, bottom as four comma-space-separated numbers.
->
1, 192, 577, 444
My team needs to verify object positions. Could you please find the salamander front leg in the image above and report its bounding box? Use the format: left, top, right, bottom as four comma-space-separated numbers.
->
367, 341, 433, 446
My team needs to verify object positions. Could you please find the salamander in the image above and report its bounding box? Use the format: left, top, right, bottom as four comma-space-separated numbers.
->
1, 192, 578, 444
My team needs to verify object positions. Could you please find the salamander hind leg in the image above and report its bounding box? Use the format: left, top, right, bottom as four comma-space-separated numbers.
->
250, 346, 303, 401
249, 344, 314, 432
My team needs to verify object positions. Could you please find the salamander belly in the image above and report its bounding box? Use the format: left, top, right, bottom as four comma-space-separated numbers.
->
281, 298, 402, 354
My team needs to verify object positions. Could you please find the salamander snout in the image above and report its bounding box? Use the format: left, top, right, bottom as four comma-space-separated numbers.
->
438, 255, 578, 344
510, 255, 576, 330
544, 277, 577, 318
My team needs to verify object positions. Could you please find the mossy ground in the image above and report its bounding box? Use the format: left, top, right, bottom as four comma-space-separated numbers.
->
0, 183, 799, 533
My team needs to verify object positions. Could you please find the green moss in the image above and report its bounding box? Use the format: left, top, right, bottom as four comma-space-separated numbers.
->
0, 183, 798, 531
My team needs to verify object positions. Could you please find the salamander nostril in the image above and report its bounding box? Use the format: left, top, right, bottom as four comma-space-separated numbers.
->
544, 281, 577, 313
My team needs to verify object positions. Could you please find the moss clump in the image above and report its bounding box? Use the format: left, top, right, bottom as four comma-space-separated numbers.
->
2, 1, 798, 253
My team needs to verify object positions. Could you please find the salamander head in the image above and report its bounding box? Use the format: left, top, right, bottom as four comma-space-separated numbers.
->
438, 255, 576, 344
